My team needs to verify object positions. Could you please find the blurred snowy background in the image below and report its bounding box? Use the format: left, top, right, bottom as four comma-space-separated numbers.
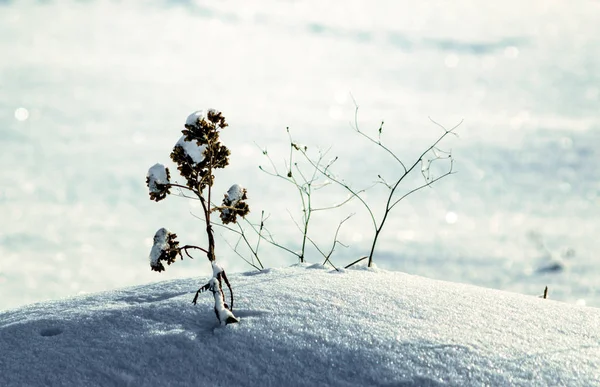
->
1, 0, 599, 310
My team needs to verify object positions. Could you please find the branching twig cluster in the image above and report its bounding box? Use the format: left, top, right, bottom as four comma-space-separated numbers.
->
197, 131, 355, 271
285, 100, 461, 267
253, 128, 359, 268
229, 100, 460, 269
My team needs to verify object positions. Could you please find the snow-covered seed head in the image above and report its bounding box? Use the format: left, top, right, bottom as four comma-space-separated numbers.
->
153, 228, 169, 244
185, 109, 228, 130
185, 110, 207, 128
149, 228, 180, 272
174, 135, 207, 165
146, 163, 171, 202
226, 184, 245, 204
171, 109, 231, 191
219, 184, 249, 224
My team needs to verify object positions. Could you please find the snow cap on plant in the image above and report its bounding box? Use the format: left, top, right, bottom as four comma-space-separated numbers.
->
146, 163, 171, 202
171, 109, 231, 191
211, 261, 224, 278
149, 228, 180, 272
208, 277, 239, 326
219, 184, 249, 224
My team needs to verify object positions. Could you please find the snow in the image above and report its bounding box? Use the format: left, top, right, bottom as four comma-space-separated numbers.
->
185, 110, 206, 127
226, 184, 245, 204
1, 265, 598, 386
149, 228, 171, 268
212, 261, 224, 278
174, 135, 206, 164
208, 277, 239, 326
221, 184, 246, 218
146, 163, 169, 194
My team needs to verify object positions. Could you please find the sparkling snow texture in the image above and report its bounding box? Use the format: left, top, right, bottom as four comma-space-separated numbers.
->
146, 163, 169, 194
1, 265, 598, 386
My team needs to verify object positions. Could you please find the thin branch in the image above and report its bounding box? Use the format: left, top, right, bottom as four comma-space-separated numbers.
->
390, 160, 455, 210
254, 210, 266, 260
244, 218, 301, 258
167, 182, 200, 197
298, 148, 378, 230
194, 208, 301, 260
190, 210, 265, 269
350, 96, 407, 173
223, 236, 262, 271
180, 244, 209, 255
320, 213, 354, 269
344, 256, 368, 269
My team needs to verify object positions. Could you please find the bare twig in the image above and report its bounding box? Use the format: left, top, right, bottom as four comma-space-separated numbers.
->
344, 256, 368, 269
190, 211, 265, 270
296, 101, 460, 267
255, 132, 358, 266
350, 94, 408, 173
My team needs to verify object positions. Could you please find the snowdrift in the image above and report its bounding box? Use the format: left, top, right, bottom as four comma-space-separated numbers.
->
1, 264, 598, 386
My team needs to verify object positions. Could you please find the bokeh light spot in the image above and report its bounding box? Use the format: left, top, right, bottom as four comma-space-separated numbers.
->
445, 211, 458, 224
329, 106, 343, 120
334, 90, 348, 104
444, 54, 459, 68
14, 107, 29, 121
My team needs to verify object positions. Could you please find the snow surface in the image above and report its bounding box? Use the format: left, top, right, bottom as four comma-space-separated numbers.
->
1, 265, 598, 386
174, 135, 206, 164
146, 163, 169, 194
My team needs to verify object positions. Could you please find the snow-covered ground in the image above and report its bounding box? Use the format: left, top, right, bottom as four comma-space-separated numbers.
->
1, 265, 599, 386
1, 0, 600, 310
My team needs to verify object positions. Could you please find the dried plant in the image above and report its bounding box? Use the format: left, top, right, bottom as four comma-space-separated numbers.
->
256, 101, 460, 268
252, 128, 360, 269
297, 100, 461, 267
146, 109, 249, 325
